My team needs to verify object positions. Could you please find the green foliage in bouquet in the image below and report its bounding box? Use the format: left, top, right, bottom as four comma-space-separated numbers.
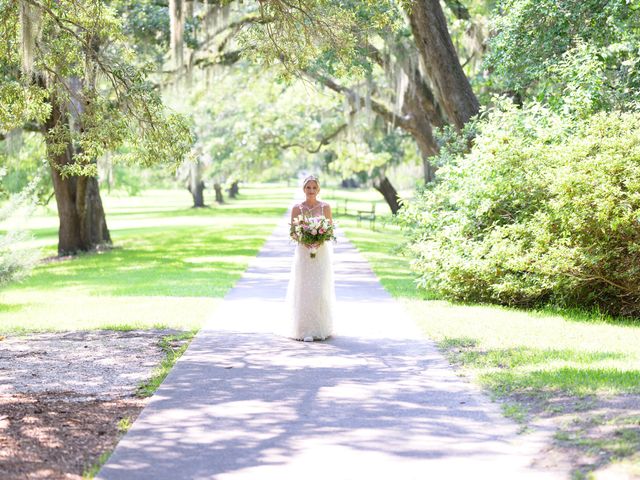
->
399, 100, 640, 317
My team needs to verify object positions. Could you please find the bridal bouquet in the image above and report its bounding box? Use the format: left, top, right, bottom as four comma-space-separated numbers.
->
290, 215, 336, 258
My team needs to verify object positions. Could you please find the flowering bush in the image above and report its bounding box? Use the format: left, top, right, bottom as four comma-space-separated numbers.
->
290, 215, 336, 258
399, 102, 640, 317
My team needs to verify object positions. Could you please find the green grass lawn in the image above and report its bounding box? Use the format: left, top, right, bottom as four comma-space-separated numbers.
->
333, 187, 640, 478
0, 184, 295, 334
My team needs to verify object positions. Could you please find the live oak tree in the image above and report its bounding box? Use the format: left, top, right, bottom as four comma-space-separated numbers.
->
160, 0, 482, 212
115, 0, 258, 207
0, 0, 192, 255
107, 0, 481, 213
238, 0, 480, 201
163, 0, 251, 207
208, 68, 349, 179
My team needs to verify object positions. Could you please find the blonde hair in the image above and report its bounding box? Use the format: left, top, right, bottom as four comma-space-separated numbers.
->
302, 175, 320, 188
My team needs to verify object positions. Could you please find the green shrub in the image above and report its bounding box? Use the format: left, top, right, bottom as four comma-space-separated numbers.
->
400, 101, 640, 316
0, 131, 51, 202
0, 179, 39, 286
0, 228, 37, 286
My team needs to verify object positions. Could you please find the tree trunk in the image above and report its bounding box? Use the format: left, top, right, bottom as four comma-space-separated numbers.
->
373, 175, 401, 214
49, 152, 83, 256
422, 156, 436, 183
188, 160, 206, 207
228, 180, 239, 198
408, 0, 480, 130
77, 175, 111, 248
45, 98, 111, 256
400, 64, 440, 184
189, 180, 205, 207
213, 183, 224, 203
169, 0, 185, 72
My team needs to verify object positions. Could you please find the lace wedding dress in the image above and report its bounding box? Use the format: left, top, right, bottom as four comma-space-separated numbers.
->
287, 203, 335, 341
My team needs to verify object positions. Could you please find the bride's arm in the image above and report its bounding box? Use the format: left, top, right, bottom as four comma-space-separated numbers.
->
291, 205, 301, 223
324, 203, 333, 222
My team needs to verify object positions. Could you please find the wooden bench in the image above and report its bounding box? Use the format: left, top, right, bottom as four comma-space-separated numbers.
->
337, 198, 349, 216
357, 203, 376, 230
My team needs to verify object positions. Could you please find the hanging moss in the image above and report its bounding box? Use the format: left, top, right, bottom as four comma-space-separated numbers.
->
169, 0, 185, 71
19, 0, 41, 75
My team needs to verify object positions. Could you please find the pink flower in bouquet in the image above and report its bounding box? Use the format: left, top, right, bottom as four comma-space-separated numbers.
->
289, 214, 336, 259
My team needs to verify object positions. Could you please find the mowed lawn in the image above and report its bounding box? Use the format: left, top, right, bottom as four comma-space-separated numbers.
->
0, 184, 295, 334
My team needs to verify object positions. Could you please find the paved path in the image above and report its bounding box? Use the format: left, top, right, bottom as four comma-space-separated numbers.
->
98, 218, 564, 480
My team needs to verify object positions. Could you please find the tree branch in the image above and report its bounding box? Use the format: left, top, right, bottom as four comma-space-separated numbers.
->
303, 70, 414, 132
190, 49, 244, 69
374, 38, 446, 130
197, 14, 271, 53
364, 42, 384, 68
279, 122, 348, 153
443, 0, 471, 20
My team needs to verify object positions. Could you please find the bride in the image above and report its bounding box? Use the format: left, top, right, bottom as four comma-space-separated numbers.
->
287, 175, 335, 342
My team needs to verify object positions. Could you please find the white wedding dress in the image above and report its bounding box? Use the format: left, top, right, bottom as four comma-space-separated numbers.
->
287, 204, 335, 341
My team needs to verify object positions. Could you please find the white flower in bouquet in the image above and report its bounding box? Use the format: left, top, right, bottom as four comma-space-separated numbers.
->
289, 215, 336, 258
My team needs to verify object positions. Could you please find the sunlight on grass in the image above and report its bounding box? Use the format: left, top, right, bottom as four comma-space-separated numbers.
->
339, 201, 640, 397
406, 301, 640, 395
0, 184, 295, 333
0, 294, 219, 333
337, 219, 432, 300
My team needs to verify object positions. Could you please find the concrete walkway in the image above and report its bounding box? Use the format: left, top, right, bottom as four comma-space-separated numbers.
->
98, 219, 563, 480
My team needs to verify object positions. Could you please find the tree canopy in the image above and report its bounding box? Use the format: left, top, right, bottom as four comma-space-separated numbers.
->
485, 0, 640, 113
1, 0, 193, 173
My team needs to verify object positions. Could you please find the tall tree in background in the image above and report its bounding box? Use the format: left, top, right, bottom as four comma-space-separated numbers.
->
408, 0, 479, 129
0, 0, 192, 255
149, 0, 482, 210
158, 0, 242, 206
238, 0, 480, 189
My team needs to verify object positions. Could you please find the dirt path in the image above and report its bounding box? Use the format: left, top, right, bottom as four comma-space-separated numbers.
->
0, 330, 186, 479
